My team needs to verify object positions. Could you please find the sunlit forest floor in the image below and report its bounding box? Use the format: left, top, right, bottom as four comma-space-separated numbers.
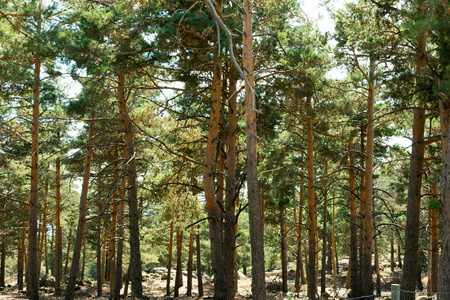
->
0, 258, 431, 299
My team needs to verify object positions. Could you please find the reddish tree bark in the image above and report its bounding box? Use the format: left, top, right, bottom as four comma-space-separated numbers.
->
243, 1, 265, 298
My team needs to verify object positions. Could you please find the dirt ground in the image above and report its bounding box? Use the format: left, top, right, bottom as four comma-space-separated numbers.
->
0, 259, 430, 299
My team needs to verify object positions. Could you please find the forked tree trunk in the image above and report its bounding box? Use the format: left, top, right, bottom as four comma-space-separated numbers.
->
243, 2, 265, 298
196, 231, 204, 298
348, 139, 360, 297
438, 100, 450, 299
401, 108, 425, 300
27, 52, 41, 300
64, 116, 96, 300
224, 61, 238, 300
281, 207, 288, 293
187, 231, 194, 296
203, 66, 227, 300
306, 96, 317, 300
117, 70, 143, 298
174, 230, 183, 297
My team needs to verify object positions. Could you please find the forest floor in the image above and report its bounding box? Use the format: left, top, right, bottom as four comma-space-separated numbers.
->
0, 258, 429, 299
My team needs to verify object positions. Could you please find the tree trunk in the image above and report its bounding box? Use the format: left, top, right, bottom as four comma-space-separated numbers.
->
398, 242, 402, 268
38, 183, 48, 276
174, 230, 183, 297
187, 231, 194, 296
50, 225, 54, 276
360, 58, 375, 298
196, 231, 204, 298
295, 182, 306, 292
401, 108, 425, 300
64, 116, 95, 300
438, 100, 450, 300
117, 70, 143, 298
96, 201, 103, 297
281, 208, 288, 293
243, 1, 265, 299
429, 181, 439, 293
81, 231, 86, 281
114, 164, 127, 299
374, 221, 381, 295
44, 225, 48, 275
224, 61, 238, 300
203, 65, 227, 300
55, 136, 63, 295
306, 96, 317, 300
321, 169, 328, 296
18, 206, 27, 291
332, 194, 337, 292
26, 52, 41, 300
391, 238, 395, 273
0, 233, 5, 287
348, 139, 360, 297
102, 223, 107, 281
109, 164, 119, 295
166, 221, 174, 296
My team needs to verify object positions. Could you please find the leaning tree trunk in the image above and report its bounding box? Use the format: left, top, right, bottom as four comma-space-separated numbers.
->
243, 1, 265, 298
117, 70, 143, 298
64, 116, 96, 300
401, 108, 425, 300
438, 99, 450, 300
203, 65, 227, 300
348, 139, 360, 297
306, 96, 317, 300
27, 53, 41, 300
